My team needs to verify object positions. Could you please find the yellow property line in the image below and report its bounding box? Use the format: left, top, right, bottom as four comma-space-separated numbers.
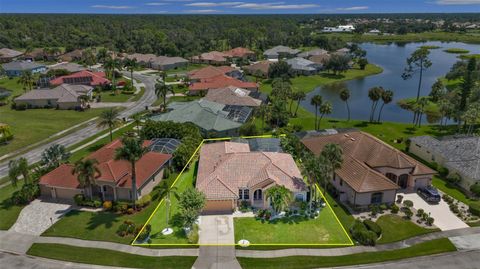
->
132, 135, 354, 247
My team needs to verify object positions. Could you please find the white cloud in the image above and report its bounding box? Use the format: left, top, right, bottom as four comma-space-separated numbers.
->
233, 2, 319, 10
185, 2, 245, 7
435, 0, 480, 4
184, 9, 223, 13
91, 5, 133, 9
145, 2, 168, 6
336, 6, 369, 11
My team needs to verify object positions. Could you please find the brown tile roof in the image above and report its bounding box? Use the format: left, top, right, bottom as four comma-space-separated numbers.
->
192, 51, 229, 63
189, 74, 258, 92
309, 54, 331, 65
242, 61, 272, 75
223, 47, 255, 58
302, 131, 436, 193
15, 84, 92, 103
0, 48, 23, 58
39, 164, 80, 189
188, 65, 235, 80
204, 86, 261, 107
196, 142, 306, 200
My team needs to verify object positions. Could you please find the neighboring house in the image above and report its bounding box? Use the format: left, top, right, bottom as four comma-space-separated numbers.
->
188, 65, 241, 82
409, 135, 480, 190
23, 48, 61, 62
2, 61, 46, 77
125, 53, 156, 66
263, 45, 301, 60
189, 74, 258, 94
298, 48, 328, 59
191, 51, 229, 65
48, 62, 86, 73
14, 84, 93, 109
150, 99, 251, 137
310, 54, 331, 66
302, 131, 436, 209
242, 60, 272, 78
336, 48, 351, 55
0, 48, 23, 63
59, 49, 84, 62
39, 139, 172, 201
367, 29, 382, 35
204, 86, 262, 107
49, 70, 110, 87
285, 57, 322, 75
196, 141, 307, 214
125, 53, 188, 71
223, 47, 256, 61
322, 25, 355, 33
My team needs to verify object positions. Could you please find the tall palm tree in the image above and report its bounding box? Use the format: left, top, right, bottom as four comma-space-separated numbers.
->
8, 159, 20, 188
256, 103, 270, 130
318, 101, 332, 129
115, 136, 148, 208
131, 113, 143, 135
158, 181, 179, 229
104, 56, 121, 91
303, 153, 321, 208
97, 108, 122, 141
293, 91, 306, 117
339, 88, 351, 121
310, 95, 323, 130
377, 90, 394, 123
265, 185, 293, 215
368, 87, 384, 122
123, 58, 138, 89
320, 143, 343, 191
82, 48, 96, 69
415, 97, 429, 127
155, 80, 174, 108
72, 159, 101, 200
96, 48, 109, 63
17, 157, 30, 185
19, 71, 34, 92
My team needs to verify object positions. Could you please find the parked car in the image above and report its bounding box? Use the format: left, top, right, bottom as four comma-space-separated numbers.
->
417, 186, 441, 203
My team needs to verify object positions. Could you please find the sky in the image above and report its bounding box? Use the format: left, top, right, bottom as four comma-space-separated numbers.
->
0, 0, 480, 14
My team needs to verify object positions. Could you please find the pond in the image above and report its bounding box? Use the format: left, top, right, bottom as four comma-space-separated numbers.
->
301, 41, 480, 123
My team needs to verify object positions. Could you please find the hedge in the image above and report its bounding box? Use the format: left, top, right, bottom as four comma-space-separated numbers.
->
364, 219, 382, 237
469, 202, 480, 216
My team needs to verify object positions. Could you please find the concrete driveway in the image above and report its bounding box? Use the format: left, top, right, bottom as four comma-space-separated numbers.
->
10, 199, 72, 235
402, 193, 468, 231
198, 215, 235, 245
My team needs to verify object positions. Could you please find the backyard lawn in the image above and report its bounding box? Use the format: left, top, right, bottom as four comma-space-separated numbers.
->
0, 182, 26, 230
97, 91, 134, 103
376, 215, 439, 244
237, 238, 456, 269
27, 243, 196, 269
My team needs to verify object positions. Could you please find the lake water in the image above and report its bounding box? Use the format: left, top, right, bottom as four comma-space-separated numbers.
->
300, 41, 480, 123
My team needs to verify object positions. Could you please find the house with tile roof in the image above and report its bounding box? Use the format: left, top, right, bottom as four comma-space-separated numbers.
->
204, 86, 262, 107
223, 47, 256, 60
196, 141, 307, 214
125, 53, 188, 71
187, 65, 241, 81
242, 60, 272, 78
409, 135, 480, 190
286, 57, 322, 75
298, 48, 329, 59
2, 61, 46, 77
49, 62, 86, 73
189, 74, 258, 94
0, 48, 23, 63
59, 49, 84, 62
302, 131, 436, 208
191, 51, 230, 65
39, 139, 172, 201
49, 70, 110, 87
263, 45, 300, 60
15, 84, 93, 109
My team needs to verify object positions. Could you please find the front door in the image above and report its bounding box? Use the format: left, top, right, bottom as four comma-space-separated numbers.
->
398, 174, 409, 189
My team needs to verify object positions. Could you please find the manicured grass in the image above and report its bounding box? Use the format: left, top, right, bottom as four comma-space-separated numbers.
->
322, 189, 355, 231
376, 215, 439, 244
0, 183, 25, 230
27, 243, 196, 269
330, 31, 480, 44
432, 176, 473, 205
444, 48, 470, 54
259, 64, 382, 94
165, 64, 208, 75
147, 163, 197, 245
98, 91, 134, 103
234, 204, 351, 245
131, 87, 145, 102
237, 238, 456, 269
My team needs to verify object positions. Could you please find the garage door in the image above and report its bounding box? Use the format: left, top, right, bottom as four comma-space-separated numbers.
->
203, 200, 234, 214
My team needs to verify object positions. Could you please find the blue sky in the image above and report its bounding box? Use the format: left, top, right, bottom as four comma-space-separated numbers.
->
0, 0, 480, 14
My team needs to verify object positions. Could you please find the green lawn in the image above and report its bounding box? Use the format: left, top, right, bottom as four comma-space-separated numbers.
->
27, 243, 196, 269
0, 183, 25, 230
165, 64, 207, 75
98, 91, 134, 103
234, 205, 351, 246
237, 238, 456, 269
376, 215, 439, 244
328, 31, 480, 44
147, 163, 197, 245
432, 176, 473, 205
322, 189, 355, 231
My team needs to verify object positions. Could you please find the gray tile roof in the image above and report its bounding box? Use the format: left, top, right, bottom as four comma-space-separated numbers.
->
263, 46, 300, 57
15, 84, 92, 103
49, 62, 86, 73
285, 57, 319, 72
0, 48, 23, 58
2, 61, 45, 71
298, 48, 328, 58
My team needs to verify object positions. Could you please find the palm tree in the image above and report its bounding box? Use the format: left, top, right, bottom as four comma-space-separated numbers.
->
104, 56, 121, 91
8, 159, 20, 188
131, 113, 143, 135
265, 185, 293, 215
82, 48, 96, 69
96, 48, 109, 63
155, 80, 174, 108
17, 157, 30, 185
415, 97, 429, 127
158, 181, 179, 230
19, 71, 34, 92
123, 58, 138, 89
320, 143, 343, 191
303, 153, 321, 208
377, 90, 394, 123
310, 95, 323, 130
368, 87, 384, 122
72, 159, 101, 200
293, 91, 306, 117
318, 101, 332, 130
256, 103, 270, 130
97, 108, 122, 141
115, 136, 148, 209
339, 88, 351, 121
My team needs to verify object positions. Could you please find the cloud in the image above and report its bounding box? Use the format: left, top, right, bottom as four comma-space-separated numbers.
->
91, 5, 133, 9
185, 2, 244, 7
184, 9, 223, 13
145, 2, 168, 6
435, 0, 480, 4
336, 6, 369, 11
233, 2, 319, 10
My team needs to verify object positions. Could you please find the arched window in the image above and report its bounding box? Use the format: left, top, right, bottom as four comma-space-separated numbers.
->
386, 173, 397, 183
398, 174, 409, 189
371, 192, 383, 204
253, 189, 262, 200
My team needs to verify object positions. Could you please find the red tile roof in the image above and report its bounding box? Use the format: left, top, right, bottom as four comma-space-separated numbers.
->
50, 70, 111, 87
223, 47, 255, 58
189, 74, 258, 92
40, 139, 172, 190
188, 66, 235, 80
192, 51, 229, 63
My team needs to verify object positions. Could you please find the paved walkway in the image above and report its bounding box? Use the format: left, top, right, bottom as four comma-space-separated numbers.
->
402, 193, 468, 231
10, 199, 73, 236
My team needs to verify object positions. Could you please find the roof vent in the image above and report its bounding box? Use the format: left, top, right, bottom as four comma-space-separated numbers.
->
350, 138, 356, 141
344, 134, 350, 138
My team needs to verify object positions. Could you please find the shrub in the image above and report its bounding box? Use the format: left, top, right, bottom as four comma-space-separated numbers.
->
136, 224, 152, 242
187, 224, 199, 244
470, 183, 480, 197
379, 204, 387, 212
10, 183, 40, 205
363, 219, 382, 237
469, 202, 480, 216
390, 204, 399, 214
446, 173, 462, 185
239, 201, 251, 213
15, 103, 27, 110
426, 217, 435, 226
127, 208, 134, 214
73, 194, 85, 205
103, 201, 113, 210
370, 205, 379, 216
113, 201, 129, 214
416, 208, 425, 217
135, 195, 151, 208
403, 200, 414, 208
438, 166, 449, 178
396, 195, 404, 204
116, 220, 136, 237
404, 208, 413, 219
350, 219, 377, 246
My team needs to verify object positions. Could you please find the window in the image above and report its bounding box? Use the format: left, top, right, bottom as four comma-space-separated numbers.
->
254, 189, 262, 200
238, 189, 243, 199
340, 179, 343, 186
371, 192, 383, 204
295, 193, 304, 201
243, 189, 249, 200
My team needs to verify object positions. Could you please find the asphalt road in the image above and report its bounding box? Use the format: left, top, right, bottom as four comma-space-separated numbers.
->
0, 72, 158, 184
